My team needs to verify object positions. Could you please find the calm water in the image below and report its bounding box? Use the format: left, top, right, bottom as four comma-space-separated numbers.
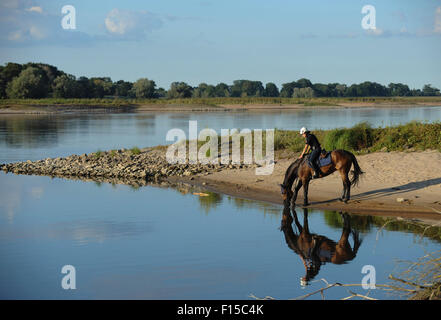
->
0, 106, 440, 163
1, 106, 440, 299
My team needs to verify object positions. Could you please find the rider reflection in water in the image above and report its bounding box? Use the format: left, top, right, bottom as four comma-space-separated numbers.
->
280, 205, 362, 287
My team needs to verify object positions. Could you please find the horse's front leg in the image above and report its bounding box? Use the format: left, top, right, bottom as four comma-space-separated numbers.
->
302, 179, 310, 206
291, 180, 303, 208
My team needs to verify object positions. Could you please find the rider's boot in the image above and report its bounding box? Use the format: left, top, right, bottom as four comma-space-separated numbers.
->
313, 166, 322, 179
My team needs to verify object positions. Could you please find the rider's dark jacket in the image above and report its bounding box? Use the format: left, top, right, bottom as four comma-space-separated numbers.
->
305, 132, 321, 170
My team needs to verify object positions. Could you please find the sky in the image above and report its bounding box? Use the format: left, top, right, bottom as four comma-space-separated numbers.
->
0, 0, 440, 90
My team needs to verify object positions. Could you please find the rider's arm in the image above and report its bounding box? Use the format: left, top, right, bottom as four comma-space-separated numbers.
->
300, 144, 310, 158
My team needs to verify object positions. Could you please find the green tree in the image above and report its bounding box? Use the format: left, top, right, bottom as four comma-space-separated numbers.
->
214, 83, 230, 97
52, 74, 78, 98
6, 67, 48, 98
167, 82, 193, 98
264, 82, 279, 97
422, 84, 440, 96
89, 77, 114, 98
114, 80, 133, 97
388, 83, 410, 96
292, 87, 315, 98
312, 83, 330, 97
192, 83, 216, 98
230, 80, 264, 97
132, 78, 156, 98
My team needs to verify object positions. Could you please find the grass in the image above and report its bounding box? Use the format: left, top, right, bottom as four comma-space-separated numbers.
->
173, 122, 440, 163
1, 96, 441, 108
273, 121, 441, 154
130, 146, 141, 155
94, 150, 103, 158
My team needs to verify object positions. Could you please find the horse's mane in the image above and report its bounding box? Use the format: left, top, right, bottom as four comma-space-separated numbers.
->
282, 157, 304, 189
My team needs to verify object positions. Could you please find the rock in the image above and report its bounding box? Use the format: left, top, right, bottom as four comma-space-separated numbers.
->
396, 198, 408, 203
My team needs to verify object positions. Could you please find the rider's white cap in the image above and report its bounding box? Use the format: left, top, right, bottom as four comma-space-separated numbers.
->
300, 127, 307, 135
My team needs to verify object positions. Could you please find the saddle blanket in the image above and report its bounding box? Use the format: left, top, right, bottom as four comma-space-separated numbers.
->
308, 152, 332, 168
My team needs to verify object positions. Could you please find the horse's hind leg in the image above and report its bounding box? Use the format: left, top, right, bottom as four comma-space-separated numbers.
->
339, 171, 351, 203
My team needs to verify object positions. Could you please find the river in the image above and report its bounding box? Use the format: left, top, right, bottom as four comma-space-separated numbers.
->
1, 106, 440, 299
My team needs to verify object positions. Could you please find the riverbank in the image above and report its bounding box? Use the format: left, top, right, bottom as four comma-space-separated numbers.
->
2, 146, 441, 222
1, 97, 441, 114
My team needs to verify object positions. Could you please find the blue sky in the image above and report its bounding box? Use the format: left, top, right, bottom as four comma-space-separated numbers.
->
1, 0, 440, 89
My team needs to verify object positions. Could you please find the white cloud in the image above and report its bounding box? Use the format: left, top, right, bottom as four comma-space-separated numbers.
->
29, 25, 45, 39
26, 6, 43, 14
105, 9, 136, 35
104, 8, 163, 38
434, 6, 441, 34
366, 28, 384, 36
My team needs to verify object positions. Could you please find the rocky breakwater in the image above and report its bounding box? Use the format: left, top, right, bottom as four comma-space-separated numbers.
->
0, 147, 251, 184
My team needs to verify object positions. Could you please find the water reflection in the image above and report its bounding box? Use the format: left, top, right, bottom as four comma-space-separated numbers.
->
280, 205, 362, 286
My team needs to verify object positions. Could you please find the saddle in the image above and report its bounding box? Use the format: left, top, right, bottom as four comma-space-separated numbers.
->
307, 149, 332, 168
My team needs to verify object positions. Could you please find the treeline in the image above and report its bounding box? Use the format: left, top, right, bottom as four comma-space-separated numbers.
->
1, 62, 440, 99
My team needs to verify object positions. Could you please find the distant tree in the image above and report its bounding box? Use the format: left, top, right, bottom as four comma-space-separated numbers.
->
292, 87, 315, 98
230, 80, 264, 97
89, 77, 114, 98
335, 84, 347, 97
280, 79, 313, 97
1, 63, 23, 83
296, 78, 313, 88
52, 74, 78, 98
75, 76, 91, 98
192, 83, 216, 98
167, 82, 193, 99
6, 67, 48, 98
214, 83, 230, 97
114, 80, 133, 97
422, 84, 440, 96
388, 83, 410, 96
154, 87, 167, 98
280, 81, 296, 97
312, 83, 330, 97
264, 82, 279, 97
132, 78, 156, 98
410, 89, 422, 96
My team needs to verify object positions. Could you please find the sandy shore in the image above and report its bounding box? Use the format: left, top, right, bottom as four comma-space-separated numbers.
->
179, 150, 441, 221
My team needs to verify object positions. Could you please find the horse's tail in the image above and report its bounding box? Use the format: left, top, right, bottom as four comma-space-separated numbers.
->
347, 151, 364, 187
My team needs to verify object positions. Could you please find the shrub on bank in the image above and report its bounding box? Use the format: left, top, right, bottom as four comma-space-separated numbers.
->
274, 122, 440, 153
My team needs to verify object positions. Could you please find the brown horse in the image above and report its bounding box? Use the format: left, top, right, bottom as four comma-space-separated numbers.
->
280, 149, 363, 207
280, 205, 362, 286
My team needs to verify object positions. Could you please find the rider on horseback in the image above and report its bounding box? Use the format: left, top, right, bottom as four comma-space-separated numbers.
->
299, 127, 322, 179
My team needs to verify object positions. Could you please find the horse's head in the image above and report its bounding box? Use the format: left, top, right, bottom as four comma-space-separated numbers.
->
280, 183, 293, 202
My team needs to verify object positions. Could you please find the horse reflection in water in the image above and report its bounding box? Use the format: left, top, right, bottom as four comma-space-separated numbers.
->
280, 205, 363, 286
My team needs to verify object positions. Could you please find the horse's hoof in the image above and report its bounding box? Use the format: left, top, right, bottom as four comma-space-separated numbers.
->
338, 198, 344, 202
344, 199, 349, 204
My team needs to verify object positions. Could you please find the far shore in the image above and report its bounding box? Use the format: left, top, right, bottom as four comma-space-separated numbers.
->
1, 98, 441, 114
